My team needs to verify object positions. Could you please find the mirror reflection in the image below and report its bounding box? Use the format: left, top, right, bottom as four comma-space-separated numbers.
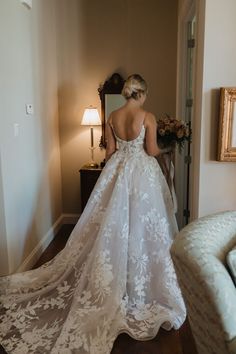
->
105, 94, 126, 122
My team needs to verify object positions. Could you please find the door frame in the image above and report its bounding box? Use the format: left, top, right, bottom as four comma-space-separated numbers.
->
175, 0, 196, 227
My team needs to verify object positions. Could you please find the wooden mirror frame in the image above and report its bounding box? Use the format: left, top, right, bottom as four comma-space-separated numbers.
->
98, 73, 124, 148
217, 87, 236, 161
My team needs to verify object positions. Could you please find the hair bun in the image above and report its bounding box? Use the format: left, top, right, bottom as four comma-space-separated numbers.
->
122, 74, 147, 100
122, 85, 133, 98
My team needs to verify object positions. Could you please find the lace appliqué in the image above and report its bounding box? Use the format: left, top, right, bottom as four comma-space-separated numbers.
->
0, 124, 186, 354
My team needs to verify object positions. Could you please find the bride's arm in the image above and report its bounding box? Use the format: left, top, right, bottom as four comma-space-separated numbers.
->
105, 115, 116, 162
144, 113, 172, 156
144, 113, 162, 156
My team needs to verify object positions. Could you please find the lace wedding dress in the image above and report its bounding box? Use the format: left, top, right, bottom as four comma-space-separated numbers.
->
0, 125, 186, 354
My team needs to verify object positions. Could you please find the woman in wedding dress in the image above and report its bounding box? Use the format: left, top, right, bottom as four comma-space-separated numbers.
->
0, 74, 186, 354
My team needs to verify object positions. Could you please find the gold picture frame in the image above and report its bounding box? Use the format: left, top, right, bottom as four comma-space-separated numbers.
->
217, 87, 236, 161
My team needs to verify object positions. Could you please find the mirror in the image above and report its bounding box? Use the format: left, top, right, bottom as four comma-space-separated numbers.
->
105, 94, 126, 122
98, 73, 125, 148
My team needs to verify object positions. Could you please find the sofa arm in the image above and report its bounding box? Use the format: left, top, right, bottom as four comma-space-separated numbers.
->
171, 211, 236, 354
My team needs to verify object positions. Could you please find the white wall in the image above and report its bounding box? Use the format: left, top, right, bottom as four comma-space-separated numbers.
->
0, 0, 62, 274
56, 0, 178, 214
193, 0, 236, 217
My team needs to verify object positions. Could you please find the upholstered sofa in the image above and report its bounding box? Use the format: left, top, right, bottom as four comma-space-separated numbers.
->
171, 211, 236, 354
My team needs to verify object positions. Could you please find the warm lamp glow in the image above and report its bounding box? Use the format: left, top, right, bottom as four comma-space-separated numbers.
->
81, 106, 101, 168
81, 107, 101, 126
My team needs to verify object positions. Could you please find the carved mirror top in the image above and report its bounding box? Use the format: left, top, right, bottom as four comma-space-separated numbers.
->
98, 73, 125, 148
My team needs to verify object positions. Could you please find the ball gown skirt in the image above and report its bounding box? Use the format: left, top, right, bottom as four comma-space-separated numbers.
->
0, 125, 186, 353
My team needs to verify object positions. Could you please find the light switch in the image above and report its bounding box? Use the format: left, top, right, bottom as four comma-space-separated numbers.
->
26, 103, 34, 115
14, 123, 19, 137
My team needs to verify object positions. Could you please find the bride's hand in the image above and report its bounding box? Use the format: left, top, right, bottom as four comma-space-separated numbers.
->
160, 146, 173, 154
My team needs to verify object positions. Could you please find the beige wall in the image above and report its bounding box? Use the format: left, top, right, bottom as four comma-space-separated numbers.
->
0, 0, 62, 274
56, 0, 178, 214
194, 0, 236, 217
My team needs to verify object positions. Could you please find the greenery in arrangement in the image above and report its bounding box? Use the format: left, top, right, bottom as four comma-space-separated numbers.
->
156, 114, 192, 152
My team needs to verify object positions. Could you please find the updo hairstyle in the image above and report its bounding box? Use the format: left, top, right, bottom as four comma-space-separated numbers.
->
122, 74, 148, 100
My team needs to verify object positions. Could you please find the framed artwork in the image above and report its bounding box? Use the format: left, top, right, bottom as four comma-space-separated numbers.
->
217, 87, 236, 161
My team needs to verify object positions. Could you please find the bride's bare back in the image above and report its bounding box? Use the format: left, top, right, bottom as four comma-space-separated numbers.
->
106, 102, 160, 161
110, 105, 146, 142
105, 74, 163, 161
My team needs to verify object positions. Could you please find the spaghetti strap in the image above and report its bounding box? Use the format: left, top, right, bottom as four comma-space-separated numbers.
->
142, 111, 147, 128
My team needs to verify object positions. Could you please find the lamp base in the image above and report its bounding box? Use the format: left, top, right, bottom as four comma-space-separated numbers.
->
84, 161, 99, 168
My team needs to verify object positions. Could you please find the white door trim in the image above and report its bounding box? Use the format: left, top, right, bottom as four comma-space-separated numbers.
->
176, 0, 196, 227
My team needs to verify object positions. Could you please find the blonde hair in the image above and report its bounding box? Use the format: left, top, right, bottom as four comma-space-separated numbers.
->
122, 74, 148, 100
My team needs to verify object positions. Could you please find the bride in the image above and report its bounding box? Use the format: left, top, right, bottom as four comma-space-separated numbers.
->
0, 74, 186, 354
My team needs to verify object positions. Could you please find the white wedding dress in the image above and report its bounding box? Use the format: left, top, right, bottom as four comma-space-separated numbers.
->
0, 125, 186, 354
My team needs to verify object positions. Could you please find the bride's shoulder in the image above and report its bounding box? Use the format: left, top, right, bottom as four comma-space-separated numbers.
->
110, 106, 125, 120
144, 111, 157, 126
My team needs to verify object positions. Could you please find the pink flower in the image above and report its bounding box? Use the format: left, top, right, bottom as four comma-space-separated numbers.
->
159, 128, 165, 136
177, 129, 184, 138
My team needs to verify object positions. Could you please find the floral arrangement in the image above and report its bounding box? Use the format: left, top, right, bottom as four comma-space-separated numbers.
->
156, 114, 191, 152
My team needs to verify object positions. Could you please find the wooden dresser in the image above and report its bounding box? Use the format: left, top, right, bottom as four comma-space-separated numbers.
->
79, 167, 102, 211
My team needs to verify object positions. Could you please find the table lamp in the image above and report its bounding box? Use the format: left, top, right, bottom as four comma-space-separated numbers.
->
81, 106, 101, 168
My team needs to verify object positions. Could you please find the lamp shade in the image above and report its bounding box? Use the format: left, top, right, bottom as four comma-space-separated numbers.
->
81, 107, 101, 126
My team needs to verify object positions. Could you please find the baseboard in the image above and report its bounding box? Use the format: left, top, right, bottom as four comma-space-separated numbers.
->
16, 213, 80, 273
62, 213, 80, 224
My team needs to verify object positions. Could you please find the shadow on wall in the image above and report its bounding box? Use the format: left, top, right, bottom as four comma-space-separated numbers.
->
8, 86, 62, 274
209, 88, 220, 161
18, 174, 53, 272
58, 83, 82, 146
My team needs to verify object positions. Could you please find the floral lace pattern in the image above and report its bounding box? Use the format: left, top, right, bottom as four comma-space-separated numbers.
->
0, 125, 186, 353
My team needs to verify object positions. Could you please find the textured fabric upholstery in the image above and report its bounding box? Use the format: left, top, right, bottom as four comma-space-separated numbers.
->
227, 246, 236, 284
171, 211, 236, 354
